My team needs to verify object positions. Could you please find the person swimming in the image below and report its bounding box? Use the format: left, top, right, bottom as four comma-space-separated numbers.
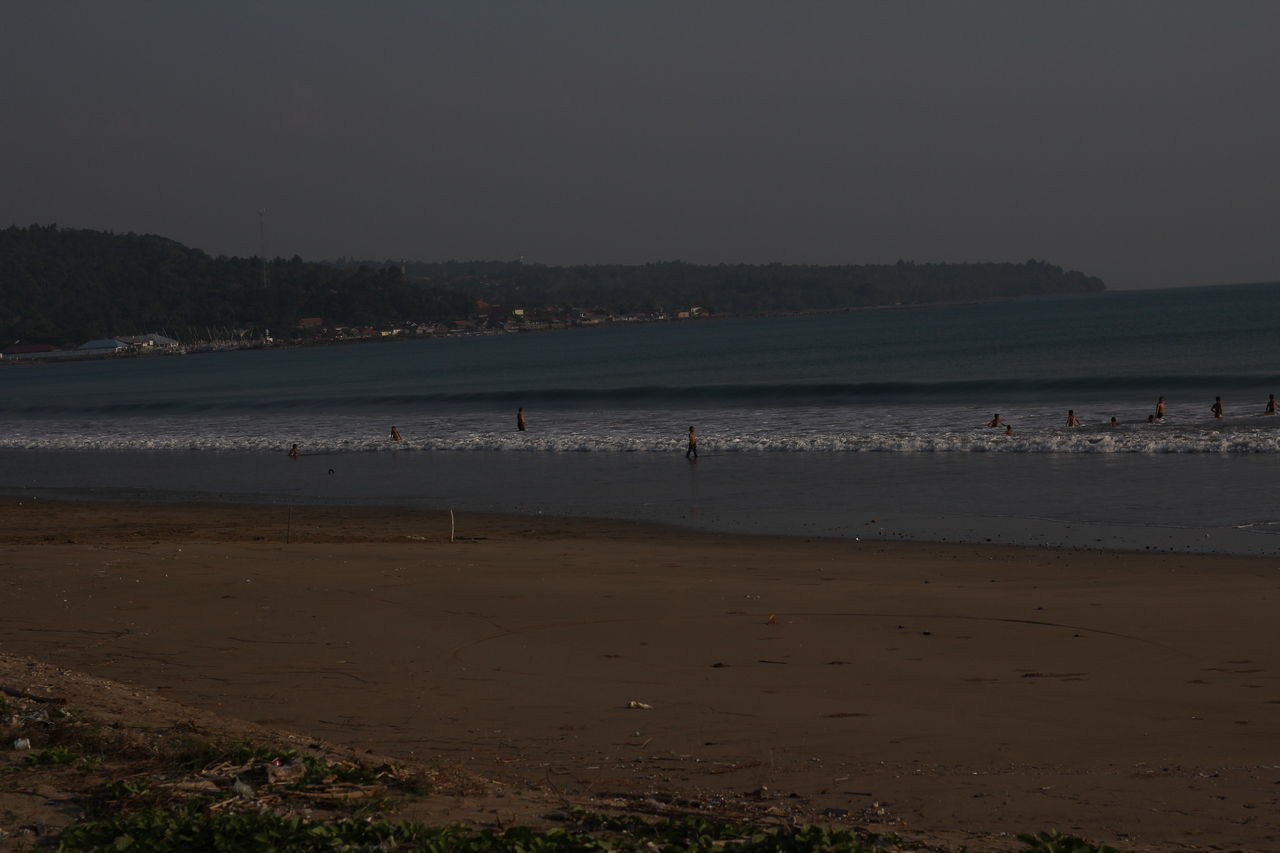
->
988, 414, 1003, 427
1066, 410, 1081, 427
1109, 416, 1119, 427
390, 425, 402, 441
288, 443, 299, 458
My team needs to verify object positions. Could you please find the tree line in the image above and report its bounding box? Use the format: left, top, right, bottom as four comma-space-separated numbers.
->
386, 257, 1105, 317
0, 225, 472, 345
1, 225, 1105, 346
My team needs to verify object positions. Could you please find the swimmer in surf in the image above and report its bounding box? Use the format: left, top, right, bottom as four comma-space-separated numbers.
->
288, 444, 299, 458
988, 414, 1003, 427
686, 426, 698, 460
517, 407, 526, 431
1066, 410, 1081, 427
1266, 394, 1276, 416
1211, 396, 1223, 419
390, 426, 402, 441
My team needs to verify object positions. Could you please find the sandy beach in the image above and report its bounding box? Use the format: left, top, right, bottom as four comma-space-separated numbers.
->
1, 497, 1277, 851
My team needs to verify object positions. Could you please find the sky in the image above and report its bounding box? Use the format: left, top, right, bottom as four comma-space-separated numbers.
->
2, 1, 1277, 290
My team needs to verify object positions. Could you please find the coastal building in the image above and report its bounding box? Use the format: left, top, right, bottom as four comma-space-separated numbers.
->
1, 343, 65, 360
77, 338, 132, 354
120, 332, 180, 350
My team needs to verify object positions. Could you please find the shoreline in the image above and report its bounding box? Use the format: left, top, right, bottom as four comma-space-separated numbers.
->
2, 497, 1278, 851
2, 447, 1278, 558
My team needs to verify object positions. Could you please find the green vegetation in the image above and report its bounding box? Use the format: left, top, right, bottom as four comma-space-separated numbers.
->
0, 224, 472, 345
0, 224, 1105, 347
53, 809, 1125, 852
400, 258, 1105, 317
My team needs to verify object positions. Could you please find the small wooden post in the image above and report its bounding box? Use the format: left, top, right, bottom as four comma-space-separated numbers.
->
450, 509, 455, 543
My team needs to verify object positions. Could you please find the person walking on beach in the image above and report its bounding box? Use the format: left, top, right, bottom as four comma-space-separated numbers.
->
288, 443, 299, 458
1066, 410, 1081, 427
1155, 396, 1165, 420
390, 425, 402, 441
988, 414, 1003, 427
516, 407, 526, 431
1211, 396, 1224, 418
1266, 394, 1277, 416
685, 425, 698, 460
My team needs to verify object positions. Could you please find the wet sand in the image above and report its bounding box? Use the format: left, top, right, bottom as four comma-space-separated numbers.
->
1, 498, 1277, 851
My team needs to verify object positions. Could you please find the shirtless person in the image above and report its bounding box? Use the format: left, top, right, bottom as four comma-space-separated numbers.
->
288, 443, 299, 458
1155, 396, 1165, 420
685, 426, 698, 460
1266, 394, 1277, 416
987, 414, 1003, 427
1066, 410, 1081, 427
517, 408, 526, 431
1211, 397, 1224, 419
390, 425, 402, 441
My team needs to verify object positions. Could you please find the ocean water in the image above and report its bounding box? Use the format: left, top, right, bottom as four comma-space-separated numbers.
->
2, 282, 1279, 554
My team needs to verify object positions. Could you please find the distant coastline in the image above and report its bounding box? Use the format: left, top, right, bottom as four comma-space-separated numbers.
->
1, 287, 1109, 366
2, 224, 1104, 354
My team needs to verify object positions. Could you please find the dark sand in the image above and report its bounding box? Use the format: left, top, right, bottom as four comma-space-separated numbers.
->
1, 499, 1277, 851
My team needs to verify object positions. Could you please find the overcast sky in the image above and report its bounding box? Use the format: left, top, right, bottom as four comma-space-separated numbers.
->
2, 1, 1276, 289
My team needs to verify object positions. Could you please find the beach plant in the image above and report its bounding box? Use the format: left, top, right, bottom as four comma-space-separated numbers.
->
22, 745, 82, 766
53, 809, 1130, 852
1017, 830, 1121, 853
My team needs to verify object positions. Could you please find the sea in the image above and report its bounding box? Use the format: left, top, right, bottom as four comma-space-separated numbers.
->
2, 281, 1279, 555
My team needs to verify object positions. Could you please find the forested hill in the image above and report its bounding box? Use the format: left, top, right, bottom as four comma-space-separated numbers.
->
2, 224, 1105, 345
381, 257, 1106, 315
0, 225, 472, 345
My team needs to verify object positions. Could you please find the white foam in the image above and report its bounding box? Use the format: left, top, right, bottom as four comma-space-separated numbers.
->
4, 420, 1280, 455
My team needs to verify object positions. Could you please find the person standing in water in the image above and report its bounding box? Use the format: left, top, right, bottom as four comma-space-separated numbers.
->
987, 414, 1003, 427
1211, 396, 1224, 418
1066, 410, 1081, 427
516, 407, 526, 431
685, 425, 698, 460
390, 425, 402, 441
1266, 394, 1277, 416
288, 443, 299, 458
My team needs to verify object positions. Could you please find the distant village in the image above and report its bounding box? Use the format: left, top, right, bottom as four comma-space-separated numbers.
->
0, 302, 710, 362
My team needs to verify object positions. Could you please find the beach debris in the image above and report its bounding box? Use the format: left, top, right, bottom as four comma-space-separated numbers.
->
265, 756, 306, 784
767, 614, 777, 625
11, 737, 31, 751
626, 700, 653, 710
